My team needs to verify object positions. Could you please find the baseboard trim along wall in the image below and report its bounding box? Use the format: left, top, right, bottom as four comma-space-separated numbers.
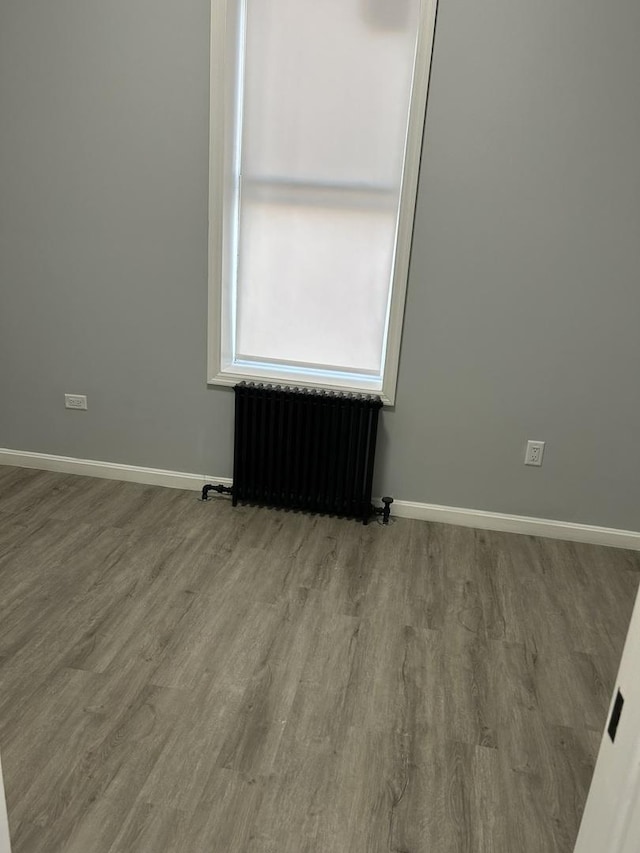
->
0, 447, 232, 493
1, 447, 639, 551
384, 499, 640, 551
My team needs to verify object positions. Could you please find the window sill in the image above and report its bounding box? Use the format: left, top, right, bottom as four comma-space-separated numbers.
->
207, 368, 393, 405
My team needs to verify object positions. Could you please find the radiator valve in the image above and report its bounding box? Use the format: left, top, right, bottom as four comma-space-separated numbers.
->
372, 496, 394, 525
381, 496, 394, 524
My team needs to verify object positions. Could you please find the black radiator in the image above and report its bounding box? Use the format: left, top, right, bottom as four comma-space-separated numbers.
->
231, 382, 383, 523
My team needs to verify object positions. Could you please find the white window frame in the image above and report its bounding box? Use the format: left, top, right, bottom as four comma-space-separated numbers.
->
207, 0, 438, 405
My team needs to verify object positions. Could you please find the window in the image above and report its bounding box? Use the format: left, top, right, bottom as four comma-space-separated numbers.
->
208, 0, 438, 404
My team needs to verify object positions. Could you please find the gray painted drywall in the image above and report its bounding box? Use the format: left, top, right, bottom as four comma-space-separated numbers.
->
1, 0, 639, 530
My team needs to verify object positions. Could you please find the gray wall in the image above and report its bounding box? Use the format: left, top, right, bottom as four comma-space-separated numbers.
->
1, 0, 639, 530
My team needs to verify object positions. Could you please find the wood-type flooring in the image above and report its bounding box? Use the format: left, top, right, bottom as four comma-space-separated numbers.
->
0, 466, 638, 852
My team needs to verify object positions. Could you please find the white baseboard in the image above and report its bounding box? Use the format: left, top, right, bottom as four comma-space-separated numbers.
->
0, 448, 232, 493
1, 447, 638, 550
384, 499, 640, 551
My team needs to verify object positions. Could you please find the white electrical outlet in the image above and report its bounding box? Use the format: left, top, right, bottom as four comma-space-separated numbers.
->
525, 440, 545, 466
65, 394, 88, 410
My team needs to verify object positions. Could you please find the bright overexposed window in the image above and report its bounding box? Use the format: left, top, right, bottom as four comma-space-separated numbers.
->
209, 0, 438, 403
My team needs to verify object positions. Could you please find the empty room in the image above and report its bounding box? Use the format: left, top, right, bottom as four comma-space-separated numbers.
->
1, 0, 639, 851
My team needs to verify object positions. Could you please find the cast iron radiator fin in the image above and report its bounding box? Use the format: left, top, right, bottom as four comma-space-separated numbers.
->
231, 382, 383, 524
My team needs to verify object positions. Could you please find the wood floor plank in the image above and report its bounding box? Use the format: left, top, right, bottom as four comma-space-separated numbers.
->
443, 629, 498, 749
0, 465, 637, 852
187, 770, 266, 853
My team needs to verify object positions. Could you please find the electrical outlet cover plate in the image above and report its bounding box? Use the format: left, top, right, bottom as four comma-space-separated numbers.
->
525, 440, 545, 466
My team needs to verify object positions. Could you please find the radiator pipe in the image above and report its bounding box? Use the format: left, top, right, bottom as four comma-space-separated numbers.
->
201, 483, 233, 501
203, 482, 392, 525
